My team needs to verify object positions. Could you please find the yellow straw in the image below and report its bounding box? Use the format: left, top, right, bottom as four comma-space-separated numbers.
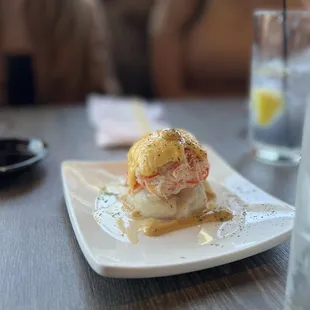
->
132, 98, 153, 135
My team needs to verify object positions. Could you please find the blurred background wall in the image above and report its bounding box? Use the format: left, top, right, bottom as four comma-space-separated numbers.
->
0, 0, 308, 105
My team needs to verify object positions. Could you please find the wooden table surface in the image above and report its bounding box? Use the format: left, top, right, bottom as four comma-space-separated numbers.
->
0, 100, 298, 310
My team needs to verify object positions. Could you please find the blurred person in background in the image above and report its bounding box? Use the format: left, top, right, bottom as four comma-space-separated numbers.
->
0, 0, 309, 104
107, 0, 307, 99
0, 0, 119, 105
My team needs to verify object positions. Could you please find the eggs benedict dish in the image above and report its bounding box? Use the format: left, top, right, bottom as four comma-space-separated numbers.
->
127, 128, 210, 199
123, 128, 232, 227
94, 128, 234, 242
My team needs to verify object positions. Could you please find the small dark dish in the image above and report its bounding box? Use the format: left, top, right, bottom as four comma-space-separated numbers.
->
0, 138, 48, 175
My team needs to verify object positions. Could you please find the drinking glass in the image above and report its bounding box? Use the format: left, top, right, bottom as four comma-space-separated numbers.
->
284, 97, 310, 309
249, 10, 310, 165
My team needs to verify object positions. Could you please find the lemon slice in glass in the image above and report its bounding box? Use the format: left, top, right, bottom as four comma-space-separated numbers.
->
252, 88, 284, 127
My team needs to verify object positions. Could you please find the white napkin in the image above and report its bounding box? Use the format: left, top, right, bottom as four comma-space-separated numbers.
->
86, 94, 170, 148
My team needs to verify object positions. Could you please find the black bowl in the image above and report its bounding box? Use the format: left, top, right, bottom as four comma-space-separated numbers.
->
0, 138, 48, 175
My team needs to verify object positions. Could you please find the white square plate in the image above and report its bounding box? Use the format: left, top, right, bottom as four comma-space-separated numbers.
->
61, 146, 295, 278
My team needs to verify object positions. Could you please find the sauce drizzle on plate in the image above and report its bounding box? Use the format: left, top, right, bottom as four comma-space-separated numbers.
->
93, 180, 245, 244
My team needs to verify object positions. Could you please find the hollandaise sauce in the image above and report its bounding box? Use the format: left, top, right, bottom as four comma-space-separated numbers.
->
93, 181, 244, 244
127, 128, 208, 190
128, 208, 232, 237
